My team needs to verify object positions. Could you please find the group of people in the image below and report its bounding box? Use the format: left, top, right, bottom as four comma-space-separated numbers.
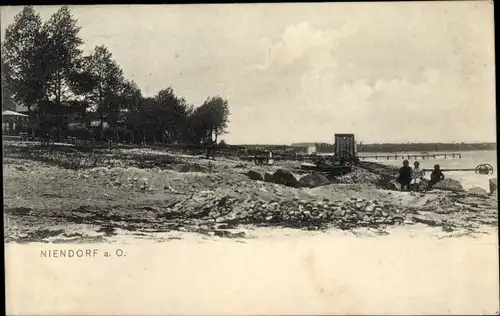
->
397, 160, 445, 191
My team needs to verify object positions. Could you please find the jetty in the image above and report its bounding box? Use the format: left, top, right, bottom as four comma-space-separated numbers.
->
358, 152, 462, 160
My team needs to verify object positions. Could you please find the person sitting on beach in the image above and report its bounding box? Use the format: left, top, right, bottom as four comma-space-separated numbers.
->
411, 161, 424, 188
427, 164, 445, 189
397, 160, 412, 191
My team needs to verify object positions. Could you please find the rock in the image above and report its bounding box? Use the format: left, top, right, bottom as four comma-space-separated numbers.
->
388, 180, 400, 191
412, 215, 442, 227
298, 173, 330, 188
432, 178, 464, 192
270, 169, 299, 187
365, 205, 375, 213
266, 202, 279, 212
489, 178, 497, 194
246, 170, 265, 181
264, 172, 274, 182
467, 187, 488, 197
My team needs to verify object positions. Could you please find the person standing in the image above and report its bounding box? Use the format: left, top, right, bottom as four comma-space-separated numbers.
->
398, 160, 412, 191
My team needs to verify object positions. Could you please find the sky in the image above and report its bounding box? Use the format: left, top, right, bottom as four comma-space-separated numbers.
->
1, 2, 496, 145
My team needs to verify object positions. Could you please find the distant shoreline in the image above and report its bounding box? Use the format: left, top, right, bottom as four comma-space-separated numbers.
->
236, 142, 496, 153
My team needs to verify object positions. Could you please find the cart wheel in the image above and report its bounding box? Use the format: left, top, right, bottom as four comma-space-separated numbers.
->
475, 164, 494, 175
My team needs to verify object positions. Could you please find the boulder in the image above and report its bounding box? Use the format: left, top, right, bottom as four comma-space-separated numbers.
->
411, 178, 430, 191
246, 170, 265, 181
467, 187, 488, 197
489, 178, 497, 194
270, 169, 299, 187
298, 173, 330, 188
431, 178, 464, 192
264, 172, 274, 182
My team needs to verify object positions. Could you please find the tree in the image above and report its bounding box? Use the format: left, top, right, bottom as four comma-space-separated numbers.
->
42, 5, 84, 140
119, 80, 143, 143
1, 56, 16, 111
73, 45, 125, 140
154, 87, 191, 143
198, 96, 230, 143
186, 106, 210, 146
218, 140, 229, 149
2, 6, 46, 115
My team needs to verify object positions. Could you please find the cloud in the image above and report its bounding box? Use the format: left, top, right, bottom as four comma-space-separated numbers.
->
227, 10, 495, 144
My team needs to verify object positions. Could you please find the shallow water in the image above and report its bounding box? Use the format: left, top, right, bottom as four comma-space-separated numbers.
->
362, 150, 497, 190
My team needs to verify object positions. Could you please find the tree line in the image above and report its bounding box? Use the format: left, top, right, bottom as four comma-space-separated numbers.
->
1, 6, 230, 146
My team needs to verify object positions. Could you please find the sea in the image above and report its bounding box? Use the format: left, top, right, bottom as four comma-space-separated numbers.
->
359, 150, 497, 191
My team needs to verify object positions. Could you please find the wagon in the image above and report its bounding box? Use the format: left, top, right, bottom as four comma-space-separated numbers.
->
253, 150, 273, 165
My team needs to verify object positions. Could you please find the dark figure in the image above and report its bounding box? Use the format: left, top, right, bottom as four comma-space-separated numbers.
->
204, 137, 216, 160
427, 164, 445, 189
398, 160, 412, 191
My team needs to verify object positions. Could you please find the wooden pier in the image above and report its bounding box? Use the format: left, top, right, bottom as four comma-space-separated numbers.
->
358, 152, 462, 160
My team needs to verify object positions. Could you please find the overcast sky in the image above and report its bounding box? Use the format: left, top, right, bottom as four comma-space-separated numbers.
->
1, 2, 496, 144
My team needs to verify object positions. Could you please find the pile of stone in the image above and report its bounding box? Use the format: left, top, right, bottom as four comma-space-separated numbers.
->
246, 168, 330, 188
298, 173, 330, 188
334, 167, 381, 185
165, 191, 409, 229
